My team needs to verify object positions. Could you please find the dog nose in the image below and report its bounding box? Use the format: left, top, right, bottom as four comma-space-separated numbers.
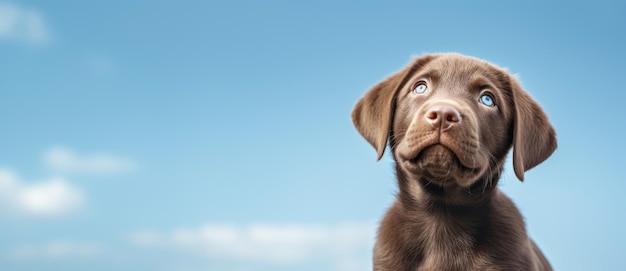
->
425, 104, 462, 131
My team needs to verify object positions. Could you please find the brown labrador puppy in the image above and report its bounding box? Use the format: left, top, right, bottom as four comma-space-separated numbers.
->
352, 53, 556, 271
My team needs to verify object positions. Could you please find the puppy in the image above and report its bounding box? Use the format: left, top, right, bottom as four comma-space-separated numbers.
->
352, 53, 556, 270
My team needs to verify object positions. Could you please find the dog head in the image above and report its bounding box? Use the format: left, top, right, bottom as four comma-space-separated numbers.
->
352, 53, 556, 190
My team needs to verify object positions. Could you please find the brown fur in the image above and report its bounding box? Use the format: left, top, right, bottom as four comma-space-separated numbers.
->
352, 53, 556, 271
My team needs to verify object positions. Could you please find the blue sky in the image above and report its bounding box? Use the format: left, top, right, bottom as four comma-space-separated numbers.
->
0, 1, 625, 270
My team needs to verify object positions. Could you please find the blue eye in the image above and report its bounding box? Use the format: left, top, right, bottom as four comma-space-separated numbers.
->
479, 93, 495, 107
412, 82, 428, 94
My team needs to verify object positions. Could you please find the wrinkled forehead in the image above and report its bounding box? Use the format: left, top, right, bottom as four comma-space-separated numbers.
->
418, 54, 510, 88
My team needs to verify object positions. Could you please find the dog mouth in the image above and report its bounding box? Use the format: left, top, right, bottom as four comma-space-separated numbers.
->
402, 144, 480, 182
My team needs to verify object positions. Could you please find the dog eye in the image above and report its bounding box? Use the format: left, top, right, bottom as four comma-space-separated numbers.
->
412, 82, 428, 94
479, 93, 495, 107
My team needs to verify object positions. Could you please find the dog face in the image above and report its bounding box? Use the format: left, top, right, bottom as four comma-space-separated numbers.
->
352, 53, 556, 190
392, 55, 514, 187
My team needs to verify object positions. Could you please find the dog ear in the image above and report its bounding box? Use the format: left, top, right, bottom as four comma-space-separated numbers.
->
351, 55, 436, 160
510, 77, 557, 181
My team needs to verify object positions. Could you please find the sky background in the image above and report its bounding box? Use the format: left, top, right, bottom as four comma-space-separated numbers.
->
0, 1, 625, 270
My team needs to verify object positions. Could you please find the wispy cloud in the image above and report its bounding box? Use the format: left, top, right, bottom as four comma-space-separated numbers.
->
132, 222, 375, 270
43, 146, 135, 174
0, 147, 134, 217
0, 2, 50, 45
6, 241, 103, 260
0, 168, 84, 216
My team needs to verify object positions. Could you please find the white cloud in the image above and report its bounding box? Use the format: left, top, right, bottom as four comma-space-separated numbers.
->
7, 241, 102, 260
132, 222, 375, 270
0, 168, 84, 216
43, 146, 135, 174
0, 2, 50, 45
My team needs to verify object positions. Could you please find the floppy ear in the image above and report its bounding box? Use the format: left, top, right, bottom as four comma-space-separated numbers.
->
351, 55, 436, 160
510, 77, 557, 181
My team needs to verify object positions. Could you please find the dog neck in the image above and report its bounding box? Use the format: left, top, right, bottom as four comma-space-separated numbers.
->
395, 162, 502, 214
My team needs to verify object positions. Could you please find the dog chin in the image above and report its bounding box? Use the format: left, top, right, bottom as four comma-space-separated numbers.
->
401, 145, 483, 187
